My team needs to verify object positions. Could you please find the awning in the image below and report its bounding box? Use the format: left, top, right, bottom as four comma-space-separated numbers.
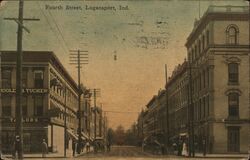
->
67, 129, 78, 140
179, 133, 188, 136
81, 132, 89, 140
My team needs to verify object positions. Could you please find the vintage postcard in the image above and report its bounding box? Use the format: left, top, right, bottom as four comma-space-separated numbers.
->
0, 0, 249, 159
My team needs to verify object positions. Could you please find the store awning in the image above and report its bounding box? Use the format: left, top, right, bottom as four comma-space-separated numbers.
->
81, 132, 89, 140
179, 133, 188, 137
67, 129, 78, 140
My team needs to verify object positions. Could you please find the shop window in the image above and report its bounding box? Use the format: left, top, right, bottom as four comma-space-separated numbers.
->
2, 69, 11, 88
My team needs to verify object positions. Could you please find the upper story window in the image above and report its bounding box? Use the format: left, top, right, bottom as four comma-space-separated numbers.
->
34, 70, 44, 88
2, 96, 12, 117
34, 96, 43, 116
206, 30, 209, 46
226, 25, 239, 45
22, 96, 28, 117
2, 69, 11, 88
228, 93, 239, 118
202, 35, 205, 51
22, 68, 28, 88
228, 63, 238, 84
198, 40, 201, 55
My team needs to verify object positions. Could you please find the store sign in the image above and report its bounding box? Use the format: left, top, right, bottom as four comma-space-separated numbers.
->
0, 88, 48, 93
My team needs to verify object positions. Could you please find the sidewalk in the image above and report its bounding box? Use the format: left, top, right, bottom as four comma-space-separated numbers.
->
2, 148, 92, 159
186, 153, 249, 159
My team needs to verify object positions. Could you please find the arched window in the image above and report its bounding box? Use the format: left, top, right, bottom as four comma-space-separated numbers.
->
228, 93, 239, 118
226, 25, 239, 45
228, 63, 239, 83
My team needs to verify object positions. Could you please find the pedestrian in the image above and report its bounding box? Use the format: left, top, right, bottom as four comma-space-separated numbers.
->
181, 142, 188, 157
142, 141, 146, 152
177, 140, 182, 156
86, 141, 90, 153
41, 139, 48, 158
72, 139, 76, 157
106, 141, 111, 152
203, 139, 207, 156
161, 143, 165, 155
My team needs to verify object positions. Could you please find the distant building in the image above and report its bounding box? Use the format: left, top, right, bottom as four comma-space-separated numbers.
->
185, 5, 249, 153
0, 51, 79, 154
143, 89, 167, 146
166, 61, 189, 145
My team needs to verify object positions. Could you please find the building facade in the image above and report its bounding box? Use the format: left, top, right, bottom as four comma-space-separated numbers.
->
185, 5, 249, 153
166, 61, 189, 146
0, 51, 79, 154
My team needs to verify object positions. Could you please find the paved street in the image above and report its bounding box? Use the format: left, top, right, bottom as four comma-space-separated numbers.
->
2, 146, 249, 160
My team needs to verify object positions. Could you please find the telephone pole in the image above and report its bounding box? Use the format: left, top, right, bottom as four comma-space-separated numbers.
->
69, 50, 88, 154
90, 89, 100, 139
164, 64, 170, 153
3, 0, 39, 159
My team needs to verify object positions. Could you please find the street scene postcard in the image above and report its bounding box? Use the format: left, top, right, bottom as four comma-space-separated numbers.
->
0, 0, 250, 159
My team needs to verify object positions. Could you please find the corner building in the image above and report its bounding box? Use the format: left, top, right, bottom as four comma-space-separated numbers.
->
185, 6, 249, 153
0, 51, 79, 154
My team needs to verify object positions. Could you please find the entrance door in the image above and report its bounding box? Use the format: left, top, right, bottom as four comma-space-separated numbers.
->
227, 127, 240, 152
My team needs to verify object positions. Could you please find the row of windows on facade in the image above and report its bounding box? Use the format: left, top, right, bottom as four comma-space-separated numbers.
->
192, 62, 238, 93
1, 96, 43, 117
2, 68, 44, 88
193, 92, 239, 120
189, 25, 239, 63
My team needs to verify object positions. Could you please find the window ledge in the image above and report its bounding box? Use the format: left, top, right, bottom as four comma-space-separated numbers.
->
228, 82, 239, 86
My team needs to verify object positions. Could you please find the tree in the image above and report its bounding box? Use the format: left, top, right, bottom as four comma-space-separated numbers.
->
114, 125, 125, 145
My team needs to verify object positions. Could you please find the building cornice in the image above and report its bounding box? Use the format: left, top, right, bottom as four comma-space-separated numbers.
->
185, 6, 249, 48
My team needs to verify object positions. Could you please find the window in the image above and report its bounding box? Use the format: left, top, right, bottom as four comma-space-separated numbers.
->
228, 127, 240, 152
228, 93, 239, 118
226, 25, 238, 45
192, 49, 195, 62
22, 69, 28, 88
34, 96, 43, 116
22, 96, 28, 117
2, 69, 11, 88
2, 96, 11, 117
195, 45, 197, 59
228, 63, 239, 83
203, 97, 206, 118
34, 70, 44, 88
207, 95, 210, 117
227, 27, 237, 44
203, 70, 206, 88
198, 40, 201, 55
206, 30, 209, 46
202, 35, 205, 51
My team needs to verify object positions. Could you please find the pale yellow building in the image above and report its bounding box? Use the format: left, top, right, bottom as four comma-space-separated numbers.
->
186, 6, 249, 153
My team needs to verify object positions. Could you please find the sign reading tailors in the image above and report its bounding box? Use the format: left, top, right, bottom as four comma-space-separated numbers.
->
0, 88, 48, 93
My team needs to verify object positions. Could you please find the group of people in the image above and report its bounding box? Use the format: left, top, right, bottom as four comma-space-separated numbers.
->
72, 139, 111, 156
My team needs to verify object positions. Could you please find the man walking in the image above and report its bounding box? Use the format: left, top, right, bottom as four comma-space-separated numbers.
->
72, 139, 76, 157
41, 139, 48, 158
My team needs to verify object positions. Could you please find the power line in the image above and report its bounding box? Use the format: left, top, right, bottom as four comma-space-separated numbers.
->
36, 1, 68, 54
103, 110, 140, 114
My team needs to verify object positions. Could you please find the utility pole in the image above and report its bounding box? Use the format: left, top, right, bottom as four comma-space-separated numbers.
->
3, 0, 39, 159
0, 52, 2, 152
69, 50, 88, 154
90, 89, 100, 140
164, 64, 170, 153
64, 85, 67, 158
188, 61, 195, 157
